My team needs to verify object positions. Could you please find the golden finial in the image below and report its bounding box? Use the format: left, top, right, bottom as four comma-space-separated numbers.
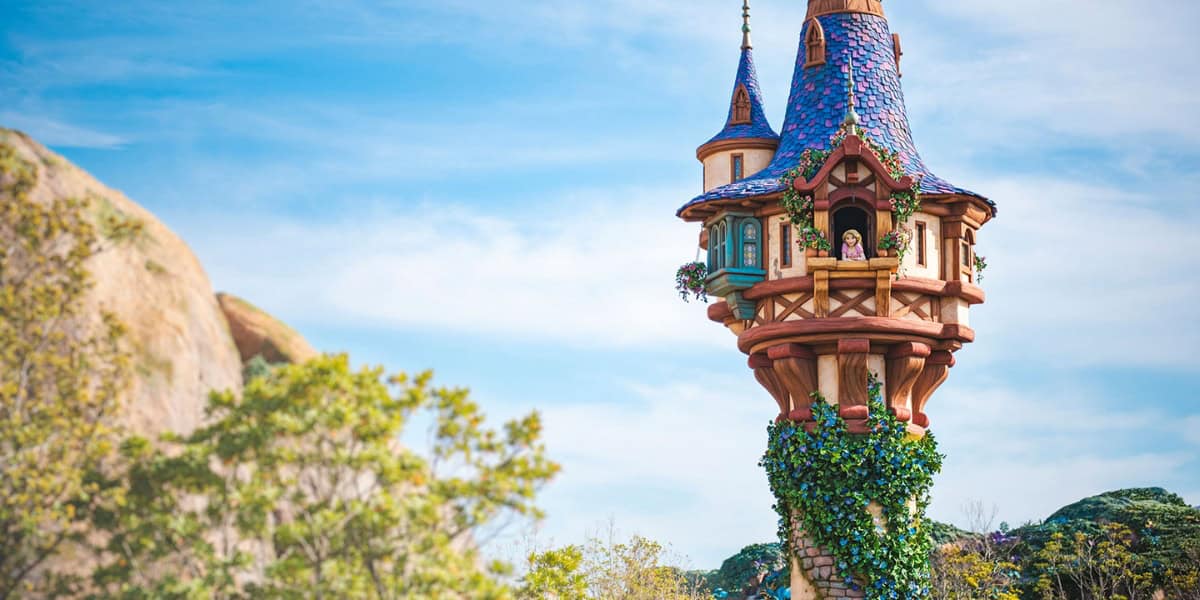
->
741, 0, 753, 50
843, 54, 860, 135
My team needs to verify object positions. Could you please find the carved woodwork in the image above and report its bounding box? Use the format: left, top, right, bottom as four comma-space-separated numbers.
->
911, 350, 955, 428
837, 339, 871, 423
884, 343, 931, 421
750, 353, 790, 420
768, 344, 820, 421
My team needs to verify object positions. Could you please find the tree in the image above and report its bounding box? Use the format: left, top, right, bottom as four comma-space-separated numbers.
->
84, 355, 560, 599
520, 546, 588, 600
1032, 523, 1155, 600
520, 527, 708, 600
0, 142, 133, 598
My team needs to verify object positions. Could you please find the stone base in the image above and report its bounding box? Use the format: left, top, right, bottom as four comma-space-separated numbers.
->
791, 530, 865, 599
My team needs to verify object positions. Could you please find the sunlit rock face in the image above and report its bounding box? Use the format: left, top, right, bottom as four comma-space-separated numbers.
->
1, 128, 244, 436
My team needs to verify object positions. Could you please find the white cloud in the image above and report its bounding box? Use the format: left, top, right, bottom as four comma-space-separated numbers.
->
964, 174, 1200, 369
189, 188, 727, 350
929, 377, 1196, 529
534, 373, 779, 567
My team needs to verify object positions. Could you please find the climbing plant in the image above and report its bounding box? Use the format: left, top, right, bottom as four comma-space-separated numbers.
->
760, 376, 943, 599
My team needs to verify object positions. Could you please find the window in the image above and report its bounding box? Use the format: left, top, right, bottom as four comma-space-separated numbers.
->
832, 205, 873, 260
731, 85, 752, 125
915, 221, 927, 266
961, 241, 971, 267
805, 18, 826, 68
731, 154, 745, 182
741, 219, 761, 269
780, 223, 792, 267
708, 225, 719, 273
718, 221, 728, 270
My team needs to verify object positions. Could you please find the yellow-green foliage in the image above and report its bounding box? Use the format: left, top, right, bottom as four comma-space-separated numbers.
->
930, 544, 1020, 600
0, 143, 130, 599
521, 546, 588, 600
520, 531, 708, 600
84, 355, 560, 599
1032, 523, 1156, 600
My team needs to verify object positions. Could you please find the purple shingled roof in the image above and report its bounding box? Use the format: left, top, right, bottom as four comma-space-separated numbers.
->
705, 47, 780, 145
682, 12, 991, 215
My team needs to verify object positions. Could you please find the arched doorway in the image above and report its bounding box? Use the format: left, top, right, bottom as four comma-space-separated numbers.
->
832, 205, 873, 260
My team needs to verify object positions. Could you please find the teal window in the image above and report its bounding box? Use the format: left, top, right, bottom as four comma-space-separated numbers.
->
740, 219, 761, 269
732, 154, 745, 182
718, 222, 728, 270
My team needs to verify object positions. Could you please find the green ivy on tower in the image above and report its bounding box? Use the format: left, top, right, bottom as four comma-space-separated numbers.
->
760, 376, 943, 599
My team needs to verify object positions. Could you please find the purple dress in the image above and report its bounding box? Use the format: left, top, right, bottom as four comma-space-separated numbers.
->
842, 242, 867, 261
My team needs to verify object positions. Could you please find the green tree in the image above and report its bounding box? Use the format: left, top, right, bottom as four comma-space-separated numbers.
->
85, 355, 560, 599
0, 143, 132, 598
520, 528, 707, 600
520, 546, 588, 600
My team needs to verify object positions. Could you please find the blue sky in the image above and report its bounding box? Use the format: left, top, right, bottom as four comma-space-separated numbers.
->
3, 0, 1199, 569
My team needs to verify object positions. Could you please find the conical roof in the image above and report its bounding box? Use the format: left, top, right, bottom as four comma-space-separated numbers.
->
681, 9, 991, 215
703, 46, 779, 146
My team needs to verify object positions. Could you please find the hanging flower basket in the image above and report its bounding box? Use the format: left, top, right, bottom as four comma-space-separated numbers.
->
675, 261, 708, 303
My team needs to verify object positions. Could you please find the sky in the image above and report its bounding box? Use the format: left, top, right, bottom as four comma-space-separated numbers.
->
2, 0, 1199, 570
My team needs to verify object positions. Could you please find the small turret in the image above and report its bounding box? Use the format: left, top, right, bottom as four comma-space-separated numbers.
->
697, 0, 780, 194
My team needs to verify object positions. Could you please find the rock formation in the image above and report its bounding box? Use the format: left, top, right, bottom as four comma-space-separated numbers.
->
1, 127, 314, 438
218, 292, 318, 365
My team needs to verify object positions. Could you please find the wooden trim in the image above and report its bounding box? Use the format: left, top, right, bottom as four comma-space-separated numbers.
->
791, 135, 914, 195
737, 318, 975, 354
838, 338, 871, 419
696, 137, 779, 162
743, 275, 985, 305
806, 0, 885, 19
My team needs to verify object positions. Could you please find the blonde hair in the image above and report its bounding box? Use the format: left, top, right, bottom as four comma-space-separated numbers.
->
843, 229, 862, 244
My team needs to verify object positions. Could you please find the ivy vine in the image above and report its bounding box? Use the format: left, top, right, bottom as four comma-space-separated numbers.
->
760, 376, 944, 599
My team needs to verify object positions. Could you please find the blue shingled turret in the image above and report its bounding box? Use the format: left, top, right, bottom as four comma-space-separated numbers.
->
682, 8, 992, 215
702, 0, 779, 147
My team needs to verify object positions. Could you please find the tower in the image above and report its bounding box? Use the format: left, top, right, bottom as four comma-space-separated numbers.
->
678, 1, 995, 597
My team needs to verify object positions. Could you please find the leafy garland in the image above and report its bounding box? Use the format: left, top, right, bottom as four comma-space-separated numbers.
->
676, 261, 707, 302
760, 376, 943, 599
779, 126, 925, 263
779, 149, 832, 253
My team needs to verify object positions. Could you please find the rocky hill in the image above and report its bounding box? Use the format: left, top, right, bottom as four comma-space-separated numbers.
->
0, 127, 314, 437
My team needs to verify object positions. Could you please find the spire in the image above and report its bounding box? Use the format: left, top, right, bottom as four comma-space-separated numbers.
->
741, 0, 753, 50
696, 2, 778, 150
843, 54, 860, 135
